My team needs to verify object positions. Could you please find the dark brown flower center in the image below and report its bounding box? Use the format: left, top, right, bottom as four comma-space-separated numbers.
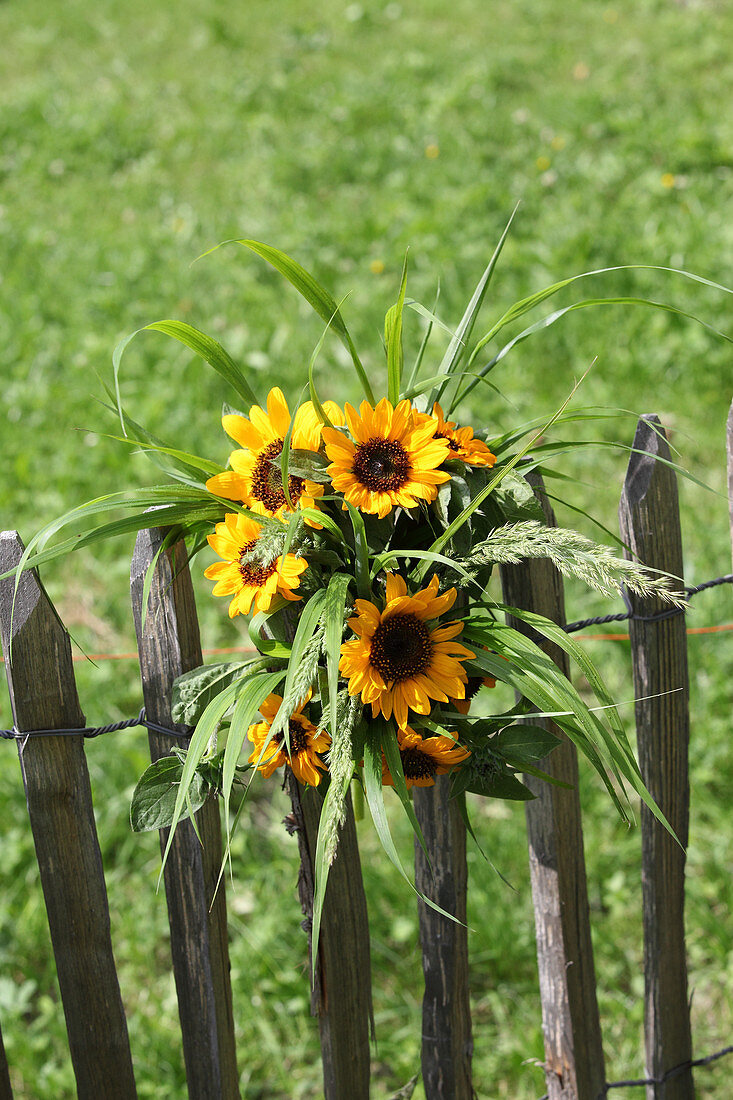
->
251, 438, 305, 513
400, 747, 437, 781
465, 675, 484, 701
369, 613, 432, 683
436, 430, 460, 453
352, 437, 411, 492
238, 545, 277, 586
273, 718, 309, 757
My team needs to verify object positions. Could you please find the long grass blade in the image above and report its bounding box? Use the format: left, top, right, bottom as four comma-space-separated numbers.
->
385, 252, 408, 404
428, 203, 520, 410
231, 239, 375, 402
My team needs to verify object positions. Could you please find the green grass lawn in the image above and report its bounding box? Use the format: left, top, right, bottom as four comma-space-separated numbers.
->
1, 0, 732, 1095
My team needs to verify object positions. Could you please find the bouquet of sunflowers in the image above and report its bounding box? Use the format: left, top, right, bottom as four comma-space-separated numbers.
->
16, 231, 700, 921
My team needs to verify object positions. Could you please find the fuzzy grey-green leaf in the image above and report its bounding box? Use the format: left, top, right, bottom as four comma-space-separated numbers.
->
130, 756, 209, 832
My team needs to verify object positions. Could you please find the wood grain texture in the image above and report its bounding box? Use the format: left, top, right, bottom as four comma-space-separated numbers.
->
131, 529, 239, 1100
413, 777, 473, 1100
500, 480, 605, 1100
0, 1019, 13, 1099
619, 416, 693, 1100
0, 532, 137, 1100
286, 776, 372, 1100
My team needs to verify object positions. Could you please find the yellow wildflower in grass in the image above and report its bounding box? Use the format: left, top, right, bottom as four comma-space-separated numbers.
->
382, 726, 471, 788
203, 513, 307, 617
247, 693, 330, 786
416, 402, 497, 467
205, 387, 343, 522
322, 398, 451, 518
340, 573, 475, 729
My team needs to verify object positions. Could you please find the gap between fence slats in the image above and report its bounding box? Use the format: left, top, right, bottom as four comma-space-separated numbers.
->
619, 416, 694, 1100
0, 532, 137, 1100
500, 478, 606, 1100
131, 528, 240, 1100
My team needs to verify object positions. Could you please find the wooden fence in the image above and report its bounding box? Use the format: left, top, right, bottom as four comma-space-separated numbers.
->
0, 404, 731, 1100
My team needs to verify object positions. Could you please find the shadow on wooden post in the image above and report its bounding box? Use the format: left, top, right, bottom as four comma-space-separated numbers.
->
500, 478, 606, 1100
0, 532, 137, 1100
619, 416, 694, 1100
131, 529, 239, 1100
413, 778, 473, 1100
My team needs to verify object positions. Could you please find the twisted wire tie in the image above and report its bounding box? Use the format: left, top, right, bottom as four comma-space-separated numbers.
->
0, 708, 188, 742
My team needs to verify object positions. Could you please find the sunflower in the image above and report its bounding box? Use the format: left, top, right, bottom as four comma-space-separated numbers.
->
203, 513, 307, 617
416, 403, 496, 467
205, 387, 342, 522
339, 572, 475, 728
248, 693, 330, 786
382, 725, 471, 788
451, 673, 497, 715
322, 398, 451, 518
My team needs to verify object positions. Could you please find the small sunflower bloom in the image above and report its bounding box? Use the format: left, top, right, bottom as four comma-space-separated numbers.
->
382, 726, 471, 788
248, 693, 330, 786
205, 387, 343, 522
452, 673, 497, 715
340, 572, 475, 729
322, 398, 451, 519
416, 403, 497, 467
204, 513, 307, 617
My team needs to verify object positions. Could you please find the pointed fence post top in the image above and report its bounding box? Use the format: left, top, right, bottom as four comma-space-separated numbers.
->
0, 530, 85, 731
622, 414, 674, 509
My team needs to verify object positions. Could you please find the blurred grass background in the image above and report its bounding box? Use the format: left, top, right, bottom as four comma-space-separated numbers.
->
1, 0, 732, 1096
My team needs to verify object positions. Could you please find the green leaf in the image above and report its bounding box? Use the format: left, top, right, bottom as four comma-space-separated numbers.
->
310, 776, 345, 974
130, 756, 209, 832
171, 661, 258, 727
158, 678, 243, 883
231, 239, 375, 402
363, 725, 461, 925
385, 252, 408, 404
112, 320, 259, 425
248, 608, 293, 659
491, 470, 545, 523
429, 203, 519, 410
343, 502, 372, 599
381, 725, 430, 864
456, 294, 733, 409
221, 669, 286, 830
270, 588, 328, 740
494, 606, 679, 840
419, 372, 586, 573
464, 632, 627, 817
270, 448, 330, 483
323, 573, 353, 738
492, 724, 561, 765
462, 768, 535, 801
403, 284, 441, 393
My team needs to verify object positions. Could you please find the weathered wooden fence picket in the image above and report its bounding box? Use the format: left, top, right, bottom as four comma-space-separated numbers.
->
0, 404, 731, 1099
